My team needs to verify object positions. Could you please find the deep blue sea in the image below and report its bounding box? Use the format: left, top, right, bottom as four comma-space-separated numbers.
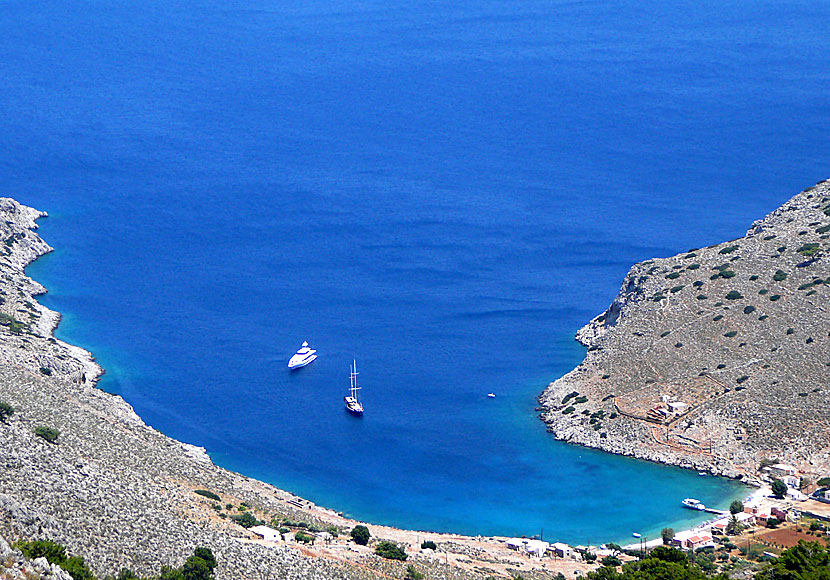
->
2, 0, 828, 544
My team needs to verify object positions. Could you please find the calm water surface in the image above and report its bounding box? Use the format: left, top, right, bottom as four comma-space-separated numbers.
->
3, 0, 829, 543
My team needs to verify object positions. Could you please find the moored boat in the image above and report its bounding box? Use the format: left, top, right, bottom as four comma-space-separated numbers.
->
345, 360, 364, 415
682, 498, 706, 510
288, 341, 317, 369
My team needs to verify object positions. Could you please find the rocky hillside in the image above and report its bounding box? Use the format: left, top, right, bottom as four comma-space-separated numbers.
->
539, 180, 830, 481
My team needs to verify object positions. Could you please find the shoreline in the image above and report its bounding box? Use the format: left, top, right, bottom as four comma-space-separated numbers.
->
0, 192, 796, 577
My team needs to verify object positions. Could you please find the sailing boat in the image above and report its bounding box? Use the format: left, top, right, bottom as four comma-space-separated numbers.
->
344, 360, 364, 415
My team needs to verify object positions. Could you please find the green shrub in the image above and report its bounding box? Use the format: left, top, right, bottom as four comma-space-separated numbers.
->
562, 406, 575, 414
749, 274, 759, 280
759, 288, 769, 295
743, 305, 756, 314
35, 426, 59, 443
375, 540, 407, 561
817, 224, 830, 234
294, 530, 314, 544
350, 525, 370, 545
12, 540, 95, 580
574, 396, 588, 404
696, 294, 707, 300
724, 331, 738, 338
660, 331, 670, 337
720, 270, 736, 278
39, 367, 52, 376
405, 565, 424, 580
688, 264, 700, 270
670, 285, 684, 293
666, 272, 680, 279
421, 540, 437, 550
713, 314, 723, 321
0, 401, 14, 423
797, 243, 821, 256
719, 245, 739, 254
773, 270, 788, 281
13, 540, 67, 563
736, 376, 749, 384
194, 489, 221, 501
725, 290, 743, 300
770, 294, 781, 301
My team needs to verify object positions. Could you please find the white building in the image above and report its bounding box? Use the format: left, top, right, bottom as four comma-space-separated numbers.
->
552, 542, 575, 559
250, 525, 281, 542
506, 538, 550, 557
672, 529, 714, 550
768, 463, 798, 478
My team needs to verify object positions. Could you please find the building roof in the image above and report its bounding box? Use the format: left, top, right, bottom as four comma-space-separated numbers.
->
250, 525, 280, 538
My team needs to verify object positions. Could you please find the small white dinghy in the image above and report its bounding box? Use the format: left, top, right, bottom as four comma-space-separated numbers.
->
288, 341, 317, 370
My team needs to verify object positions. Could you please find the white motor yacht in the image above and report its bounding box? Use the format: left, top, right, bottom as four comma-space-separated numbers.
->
682, 498, 706, 511
288, 341, 317, 369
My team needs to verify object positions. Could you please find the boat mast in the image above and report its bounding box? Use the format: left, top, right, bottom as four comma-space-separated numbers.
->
351, 359, 360, 401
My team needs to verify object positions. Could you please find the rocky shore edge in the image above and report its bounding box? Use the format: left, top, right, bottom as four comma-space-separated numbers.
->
538, 179, 830, 484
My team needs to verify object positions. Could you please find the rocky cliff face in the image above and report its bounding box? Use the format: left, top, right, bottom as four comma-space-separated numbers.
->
539, 180, 830, 481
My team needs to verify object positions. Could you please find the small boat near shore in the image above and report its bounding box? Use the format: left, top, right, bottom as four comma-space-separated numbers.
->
682, 498, 706, 510
345, 360, 364, 415
288, 341, 317, 369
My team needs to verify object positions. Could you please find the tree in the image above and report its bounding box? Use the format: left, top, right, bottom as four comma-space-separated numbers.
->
601, 555, 622, 567
757, 540, 830, 579
404, 564, 424, 580
606, 542, 622, 555
650, 546, 687, 563
182, 555, 213, 580
157, 566, 184, 580
726, 514, 744, 536
350, 525, 370, 545
771, 478, 788, 499
421, 540, 437, 550
817, 477, 830, 487
661, 527, 675, 545
0, 401, 14, 423
230, 511, 261, 528
374, 540, 407, 561
193, 548, 216, 572
729, 500, 744, 514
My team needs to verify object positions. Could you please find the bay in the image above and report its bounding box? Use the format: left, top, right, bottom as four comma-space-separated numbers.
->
4, 0, 828, 543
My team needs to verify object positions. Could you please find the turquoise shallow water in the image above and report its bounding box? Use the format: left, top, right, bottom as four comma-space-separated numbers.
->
4, 0, 828, 544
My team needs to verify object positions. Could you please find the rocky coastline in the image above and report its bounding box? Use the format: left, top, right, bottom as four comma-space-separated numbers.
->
539, 179, 830, 484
